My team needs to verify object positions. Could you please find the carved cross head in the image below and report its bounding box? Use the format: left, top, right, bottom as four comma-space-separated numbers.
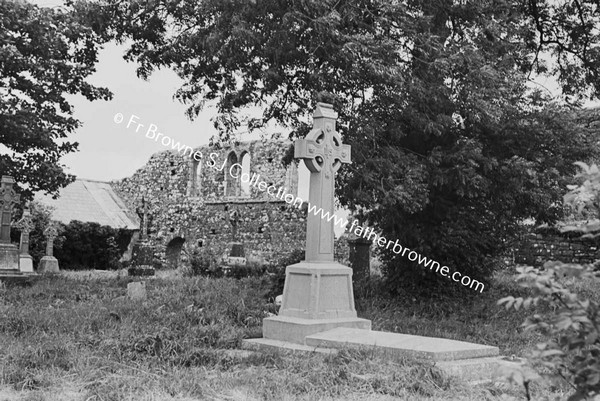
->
0, 175, 20, 211
44, 223, 58, 242
294, 103, 351, 177
15, 206, 34, 233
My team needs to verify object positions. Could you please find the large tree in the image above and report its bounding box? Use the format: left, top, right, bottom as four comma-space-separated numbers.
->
94, 0, 600, 293
0, 0, 111, 201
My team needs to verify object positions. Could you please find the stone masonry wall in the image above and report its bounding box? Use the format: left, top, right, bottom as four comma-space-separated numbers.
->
112, 139, 307, 266
513, 228, 600, 266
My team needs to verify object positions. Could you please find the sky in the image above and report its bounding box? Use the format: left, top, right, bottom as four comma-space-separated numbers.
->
62, 43, 222, 181
30, 1, 227, 182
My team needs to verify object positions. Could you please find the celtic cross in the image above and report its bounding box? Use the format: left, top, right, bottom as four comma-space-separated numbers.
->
44, 223, 58, 257
294, 103, 351, 262
15, 203, 34, 255
0, 176, 20, 244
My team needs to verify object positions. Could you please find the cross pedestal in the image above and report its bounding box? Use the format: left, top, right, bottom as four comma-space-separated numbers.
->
260, 103, 370, 344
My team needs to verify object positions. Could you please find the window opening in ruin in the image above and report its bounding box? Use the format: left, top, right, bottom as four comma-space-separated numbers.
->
224, 151, 240, 197
240, 152, 251, 196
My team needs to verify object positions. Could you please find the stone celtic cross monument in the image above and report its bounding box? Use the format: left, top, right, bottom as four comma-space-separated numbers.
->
0, 176, 21, 274
260, 103, 371, 344
130, 196, 156, 276
14, 203, 34, 273
38, 223, 60, 274
245, 105, 507, 383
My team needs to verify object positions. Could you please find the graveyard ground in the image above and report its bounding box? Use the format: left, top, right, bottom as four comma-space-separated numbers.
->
0, 269, 591, 401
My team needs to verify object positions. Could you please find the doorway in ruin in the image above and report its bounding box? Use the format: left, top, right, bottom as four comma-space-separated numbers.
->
165, 237, 185, 269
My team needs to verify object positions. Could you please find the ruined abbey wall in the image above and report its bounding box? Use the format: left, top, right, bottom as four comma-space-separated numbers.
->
112, 139, 307, 266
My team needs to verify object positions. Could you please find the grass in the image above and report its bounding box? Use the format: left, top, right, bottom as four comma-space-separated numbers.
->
0, 268, 594, 400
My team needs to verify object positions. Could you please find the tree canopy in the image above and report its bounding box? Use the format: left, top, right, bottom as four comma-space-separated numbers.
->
86, 0, 600, 292
0, 0, 111, 200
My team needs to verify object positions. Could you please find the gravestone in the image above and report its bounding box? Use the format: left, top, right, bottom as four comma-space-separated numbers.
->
226, 209, 247, 266
0, 176, 22, 276
127, 281, 147, 301
14, 203, 34, 273
260, 102, 371, 343
347, 234, 371, 283
38, 223, 60, 274
129, 196, 155, 276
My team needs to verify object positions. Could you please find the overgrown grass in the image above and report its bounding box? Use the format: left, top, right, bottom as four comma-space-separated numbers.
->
357, 270, 543, 357
0, 269, 593, 400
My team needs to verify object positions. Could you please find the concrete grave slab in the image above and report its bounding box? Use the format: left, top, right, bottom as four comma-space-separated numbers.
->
305, 328, 499, 361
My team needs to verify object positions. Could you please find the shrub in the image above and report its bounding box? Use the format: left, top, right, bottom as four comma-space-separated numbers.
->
499, 162, 600, 401
185, 248, 222, 277
54, 221, 132, 270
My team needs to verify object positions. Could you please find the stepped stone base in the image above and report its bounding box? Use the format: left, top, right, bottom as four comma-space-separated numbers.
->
305, 328, 499, 361
244, 327, 516, 383
0, 269, 36, 285
19, 255, 34, 273
242, 338, 337, 355
263, 315, 371, 345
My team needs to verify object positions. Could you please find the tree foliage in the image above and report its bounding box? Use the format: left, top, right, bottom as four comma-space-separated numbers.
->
0, 0, 111, 200
91, 0, 600, 292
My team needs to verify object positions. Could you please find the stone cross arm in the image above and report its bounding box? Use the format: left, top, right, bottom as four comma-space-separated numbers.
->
294, 130, 351, 174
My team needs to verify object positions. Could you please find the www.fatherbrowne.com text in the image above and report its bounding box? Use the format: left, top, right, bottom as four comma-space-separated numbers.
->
206, 156, 485, 293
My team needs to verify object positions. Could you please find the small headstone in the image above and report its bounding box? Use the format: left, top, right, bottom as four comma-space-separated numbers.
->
127, 281, 147, 301
228, 209, 246, 258
229, 242, 245, 257
38, 223, 60, 274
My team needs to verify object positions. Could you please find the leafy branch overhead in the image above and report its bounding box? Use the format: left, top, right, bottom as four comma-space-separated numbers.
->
0, 0, 112, 200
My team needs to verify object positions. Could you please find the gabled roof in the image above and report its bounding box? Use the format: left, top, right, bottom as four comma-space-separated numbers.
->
35, 179, 139, 230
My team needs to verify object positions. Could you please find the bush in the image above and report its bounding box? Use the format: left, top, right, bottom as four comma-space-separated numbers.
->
54, 221, 132, 270
500, 162, 600, 401
185, 248, 222, 277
